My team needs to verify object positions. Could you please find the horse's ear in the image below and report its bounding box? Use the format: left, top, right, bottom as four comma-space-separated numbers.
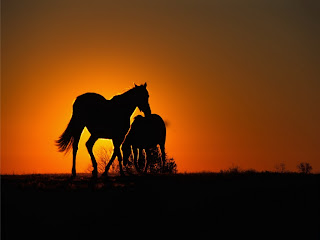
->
134, 83, 137, 88
143, 82, 147, 88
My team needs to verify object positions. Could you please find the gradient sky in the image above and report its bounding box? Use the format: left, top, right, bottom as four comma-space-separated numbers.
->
2, 0, 320, 174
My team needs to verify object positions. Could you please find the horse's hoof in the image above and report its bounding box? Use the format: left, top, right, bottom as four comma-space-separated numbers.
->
92, 170, 98, 178
71, 169, 76, 178
101, 172, 108, 178
91, 175, 98, 180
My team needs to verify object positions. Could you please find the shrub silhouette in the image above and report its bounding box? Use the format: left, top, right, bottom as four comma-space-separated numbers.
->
87, 148, 119, 174
219, 164, 241, 174
297, 162, 312, 174
275, 163, 286, 173
87, 147, 177, 174
126, 146, 177, 174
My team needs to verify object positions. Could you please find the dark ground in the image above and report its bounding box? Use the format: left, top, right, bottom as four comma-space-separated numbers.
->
1, 172, 319, 239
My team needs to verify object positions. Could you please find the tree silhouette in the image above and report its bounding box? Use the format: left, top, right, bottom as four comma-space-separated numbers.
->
275, 163, 286, 173
297, 162, 312, 174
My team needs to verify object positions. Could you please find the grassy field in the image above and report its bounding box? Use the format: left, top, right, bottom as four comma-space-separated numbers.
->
2, 172, 319, 239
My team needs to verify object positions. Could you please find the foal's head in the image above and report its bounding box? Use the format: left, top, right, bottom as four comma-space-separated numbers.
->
133, 83, 151, 116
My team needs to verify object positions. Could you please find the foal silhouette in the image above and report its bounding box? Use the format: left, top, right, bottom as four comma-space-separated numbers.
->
122, 114, 166, 172
56, 83, 151, 178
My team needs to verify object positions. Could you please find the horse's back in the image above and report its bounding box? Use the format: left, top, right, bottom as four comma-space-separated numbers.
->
131, 114, 166, 147
74, 93, 108, 106
151, 114, 166, 143
72, 93, 120, 136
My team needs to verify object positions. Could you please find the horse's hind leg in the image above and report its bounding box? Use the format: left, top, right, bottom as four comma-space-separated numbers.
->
72, 144, 78, 178
86, 135, 98, 178
72, 128, 83, 178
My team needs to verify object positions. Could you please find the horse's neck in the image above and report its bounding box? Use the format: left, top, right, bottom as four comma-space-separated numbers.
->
125, 102, 137, 118
112, 91, 137, 118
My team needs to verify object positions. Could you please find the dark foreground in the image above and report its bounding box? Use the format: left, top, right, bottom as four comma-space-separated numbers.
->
2, 172, 319, 239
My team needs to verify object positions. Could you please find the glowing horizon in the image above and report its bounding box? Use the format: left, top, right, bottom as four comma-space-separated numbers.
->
2, 0, 320, 174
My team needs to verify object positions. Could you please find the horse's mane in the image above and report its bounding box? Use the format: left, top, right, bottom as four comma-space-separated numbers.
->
110, 86, 136, 104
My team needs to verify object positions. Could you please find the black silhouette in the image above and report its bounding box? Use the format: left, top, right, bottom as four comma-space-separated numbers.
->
56, 83, 151, 178
297, 162, 313, 174
3, 173, 320, 239
122, 114, 166, 173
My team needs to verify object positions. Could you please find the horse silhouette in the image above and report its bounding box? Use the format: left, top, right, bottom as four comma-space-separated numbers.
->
56, 83, 151, 178
122, 114, 166, 173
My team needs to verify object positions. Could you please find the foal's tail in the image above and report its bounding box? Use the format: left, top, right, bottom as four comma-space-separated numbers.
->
55, 115, 78, 154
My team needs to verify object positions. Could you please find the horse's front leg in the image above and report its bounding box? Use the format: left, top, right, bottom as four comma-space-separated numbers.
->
105, 139, 125, 176
116, 146, 125, 176
103, 151, 116, 176
86, 135, 98, 178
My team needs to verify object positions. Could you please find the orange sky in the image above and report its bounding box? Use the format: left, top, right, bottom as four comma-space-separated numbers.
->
2, 0, 320, 174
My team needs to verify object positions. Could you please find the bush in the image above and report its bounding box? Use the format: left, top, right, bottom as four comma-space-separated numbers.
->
274, 163, 286, 173
86, 148, 119, 174
128, 147, 177, 174
297, 162, 312, 174
219, 164, 241, 174
88, 146, 177, 175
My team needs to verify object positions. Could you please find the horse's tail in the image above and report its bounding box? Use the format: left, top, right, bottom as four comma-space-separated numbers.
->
55, 114, 77, 154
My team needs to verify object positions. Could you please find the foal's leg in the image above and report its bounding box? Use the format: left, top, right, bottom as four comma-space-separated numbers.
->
86, 135, 98, 178
133, 147, 140, 172
144, 149, 151, 173
160, 144, 166, 172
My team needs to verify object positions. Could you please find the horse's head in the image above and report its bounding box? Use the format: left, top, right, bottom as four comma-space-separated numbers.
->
134, 83, 151, 117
